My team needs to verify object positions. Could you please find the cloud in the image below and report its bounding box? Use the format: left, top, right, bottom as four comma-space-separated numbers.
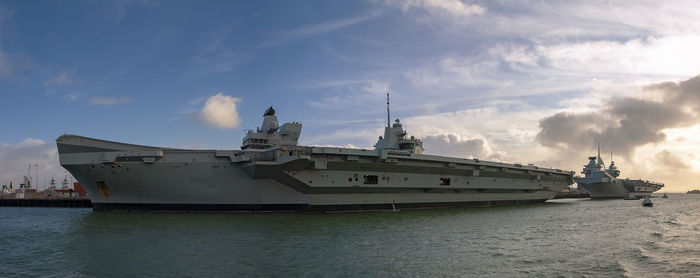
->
404, 55, 502, 90
0, 52, 34, 79
421, 134, 500, 160
306, 79, 390, 112
383, 2, 700, 101
44, 70, 77, 86
110, 0, 158, 23
191, 49, 250, 74
65, 93, 80, 101
404, 34, 700, 99
533, 35, 700, 77
300, 126, 383, 149
536, 75, 700, 158
0, 2, 14, 22
653, 150, 689, 171
383, 1, 700, 39
258, 11, 379, 48
17, 138, 46, 148
199, 93, 242, 129
389, 0, 486, 17
645, 75, 700, 114
88, 97, 132, 105
179, 28, 255, 75
0, 52, 12, 78
169, 96, 207, 121
0, 138, 71, 190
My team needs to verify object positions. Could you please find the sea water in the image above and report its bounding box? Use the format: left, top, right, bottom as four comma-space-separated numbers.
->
1, 194, 698, 277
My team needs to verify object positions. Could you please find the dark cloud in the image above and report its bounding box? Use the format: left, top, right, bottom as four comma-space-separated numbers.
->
536, 74, 700, 158
536, 112, 601, 150
422, 134, 499, 159
645, 75, 700, 114
653, 150, 688, 171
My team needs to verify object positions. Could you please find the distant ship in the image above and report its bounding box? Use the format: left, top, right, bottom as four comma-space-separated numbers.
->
688, 189, 700, 194
57, 94, 574, 211
575, 145, 663, 198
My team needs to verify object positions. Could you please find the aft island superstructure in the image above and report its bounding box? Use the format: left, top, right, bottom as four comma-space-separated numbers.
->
575, 145, 663, 198
57, 96, 574, 211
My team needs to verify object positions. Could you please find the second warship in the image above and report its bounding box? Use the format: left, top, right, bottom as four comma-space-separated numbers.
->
57, 94, 574, 211
575, 145, 664, 198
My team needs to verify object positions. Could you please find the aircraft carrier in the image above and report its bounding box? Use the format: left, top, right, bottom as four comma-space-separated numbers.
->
57, 95, 574, 211
575, 146, 664, 199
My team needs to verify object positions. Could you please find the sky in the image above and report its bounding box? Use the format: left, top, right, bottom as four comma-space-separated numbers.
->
1, 0, 700, 192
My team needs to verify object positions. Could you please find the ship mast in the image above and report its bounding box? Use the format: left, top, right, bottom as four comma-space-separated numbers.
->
386, 92, 390, 128
596, 143, 605, 168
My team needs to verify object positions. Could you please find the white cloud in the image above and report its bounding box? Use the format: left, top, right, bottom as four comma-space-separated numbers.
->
17, 138, 46, 148
534, 35, 700, 78
0, 51, 33, 79
44, 70, 77, 86
88, 97, 131, 106
306, 79, 391, 112
0, 2, 14, 22
0, 138, 71, 190
111, 0, 159, 23
389, 0, 485, 17
169, 96, 207, 121
385, 1, 700, 39
404, 55, 501, 89
422, 134, 501, 160
0, 52, 12, 78
182, 29, 254, 74
199, 93, 242, 129
65, 93, 80, 101
191, 49, 250, 73
258, 11, 380, 48
400, 33, 700, 108
300, 126, 383, 149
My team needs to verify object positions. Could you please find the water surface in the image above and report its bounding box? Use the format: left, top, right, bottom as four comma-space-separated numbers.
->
1, 194, 698, 277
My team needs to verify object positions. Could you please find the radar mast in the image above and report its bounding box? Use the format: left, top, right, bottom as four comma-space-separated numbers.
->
386, 92, 390, 128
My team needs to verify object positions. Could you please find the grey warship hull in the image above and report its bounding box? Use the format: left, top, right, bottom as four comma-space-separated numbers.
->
57, 135, 573, 212
577, 180, 664, 199
575, 145, 664, 199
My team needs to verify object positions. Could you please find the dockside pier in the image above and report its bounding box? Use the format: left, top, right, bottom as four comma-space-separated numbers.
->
0, 198, 92, 208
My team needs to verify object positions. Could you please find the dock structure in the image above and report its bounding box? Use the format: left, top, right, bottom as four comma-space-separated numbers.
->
0, 198, 92, 208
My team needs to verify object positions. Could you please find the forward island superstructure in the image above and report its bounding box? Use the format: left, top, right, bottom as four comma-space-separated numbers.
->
575, 145, 663, 198
57, 95, 574, 211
